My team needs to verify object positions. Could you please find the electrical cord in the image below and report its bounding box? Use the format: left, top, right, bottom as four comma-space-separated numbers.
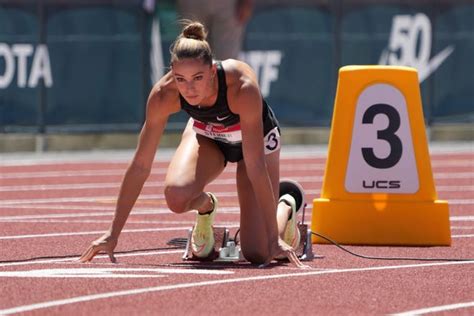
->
311, 231, 474, 262
233, 228, 240, 245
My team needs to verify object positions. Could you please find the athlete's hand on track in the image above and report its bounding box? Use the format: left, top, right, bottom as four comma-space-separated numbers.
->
260, 237, 310, 269
79, 233, 118, 263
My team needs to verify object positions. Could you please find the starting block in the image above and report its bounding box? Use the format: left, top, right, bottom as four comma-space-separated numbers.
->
183, 180, 316, 263
182, 223, 315, 262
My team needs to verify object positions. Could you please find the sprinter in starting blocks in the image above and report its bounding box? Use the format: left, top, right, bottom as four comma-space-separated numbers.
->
182, 180, 315, 263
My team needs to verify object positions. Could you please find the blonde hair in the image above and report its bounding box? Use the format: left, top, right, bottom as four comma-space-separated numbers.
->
170, 21, 213, 65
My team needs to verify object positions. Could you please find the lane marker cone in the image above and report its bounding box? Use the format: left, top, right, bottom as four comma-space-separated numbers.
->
312, 66, 451, 246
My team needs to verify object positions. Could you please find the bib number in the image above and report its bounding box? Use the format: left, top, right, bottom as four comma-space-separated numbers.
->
264, 127, 281, 154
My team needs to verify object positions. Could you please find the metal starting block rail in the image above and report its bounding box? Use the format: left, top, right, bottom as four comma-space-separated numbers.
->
182, 223, 316, 263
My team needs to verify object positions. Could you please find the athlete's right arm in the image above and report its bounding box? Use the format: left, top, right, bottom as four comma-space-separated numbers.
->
106, 87, 173, 240
80, 79, 179, 263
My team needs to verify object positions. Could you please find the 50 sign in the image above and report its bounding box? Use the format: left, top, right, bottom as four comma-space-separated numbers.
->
345, 84, 419, 194
379, 13, 454, 83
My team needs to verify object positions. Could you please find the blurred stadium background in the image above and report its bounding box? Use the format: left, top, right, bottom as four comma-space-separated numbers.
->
0, 0, 472, 152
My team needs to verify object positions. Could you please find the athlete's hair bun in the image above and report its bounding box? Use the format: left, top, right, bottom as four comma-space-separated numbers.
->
182, 21, 207, 41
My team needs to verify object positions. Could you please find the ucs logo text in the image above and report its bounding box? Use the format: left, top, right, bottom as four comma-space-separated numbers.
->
362, 180, 401, 189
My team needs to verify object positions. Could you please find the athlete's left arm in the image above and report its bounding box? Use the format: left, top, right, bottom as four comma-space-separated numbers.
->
233, 78, 280, 253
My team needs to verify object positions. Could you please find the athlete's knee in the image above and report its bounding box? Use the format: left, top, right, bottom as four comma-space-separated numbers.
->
164, 184, 193, 214
241, 246, 268, 265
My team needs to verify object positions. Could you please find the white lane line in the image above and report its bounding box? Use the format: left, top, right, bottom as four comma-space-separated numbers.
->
0, 269, 167, 279
0, 179, 237, 192
0, 212, 470, 224
0, 249, 183, 267
9, 156, 466, 166
0, 219, 240, 226
0, 147, 469, 165
392, 301, 474, 315
0, 215, 471, 223
0, 182, 122, 192
431, 160, 474, 167
0, 156, 470, 169
0, 165, 471, 180
449, 199, 474, 205
450, 216, 474, 221
0, 211, 470, 225
0, 228, 471, 240
0, 224, 239, 240
0, 193, 235, 206
0, 267, 233, 278
437, 185, 474, 191
1, 181, 471, 193
0, 210, 166, 220
0, 227, 190, 240
0, 260, 473, 315
0, 169, 161, 179
0, 164, 324, 180
0, 193, 470, 207
435, 172, 474, 179
0, 177, 323, 192
0, 229, 470, 240
0, 190, 321, 206
0, 207, 240, 221
0, 195, 134, 205
2, 218, 472, 229
0, 193, 211, 206
0, 204, 124, 211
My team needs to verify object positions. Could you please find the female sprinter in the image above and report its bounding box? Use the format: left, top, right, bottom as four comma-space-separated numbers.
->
79, 21, 307, 268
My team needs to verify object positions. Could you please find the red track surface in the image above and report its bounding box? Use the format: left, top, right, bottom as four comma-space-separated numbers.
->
0, 146, 473, 315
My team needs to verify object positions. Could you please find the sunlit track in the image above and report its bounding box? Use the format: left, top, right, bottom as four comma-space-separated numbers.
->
1, 261, 473, 316
0, 147, 472, 316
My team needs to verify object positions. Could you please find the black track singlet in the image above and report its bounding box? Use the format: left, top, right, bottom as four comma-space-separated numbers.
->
180, 61, 280, 162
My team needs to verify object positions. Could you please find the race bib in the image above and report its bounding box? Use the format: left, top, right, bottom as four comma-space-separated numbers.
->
193, 120, 242, 144
193, 120, 280, 155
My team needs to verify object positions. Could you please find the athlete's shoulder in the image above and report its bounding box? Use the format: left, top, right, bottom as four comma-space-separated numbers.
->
220, 59, 258, 91
147, 71, 180, 114
221, 59, 261, 114
221, 59, 255, 79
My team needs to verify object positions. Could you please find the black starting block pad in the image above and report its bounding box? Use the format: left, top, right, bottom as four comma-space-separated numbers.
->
182, 223, 316, 262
